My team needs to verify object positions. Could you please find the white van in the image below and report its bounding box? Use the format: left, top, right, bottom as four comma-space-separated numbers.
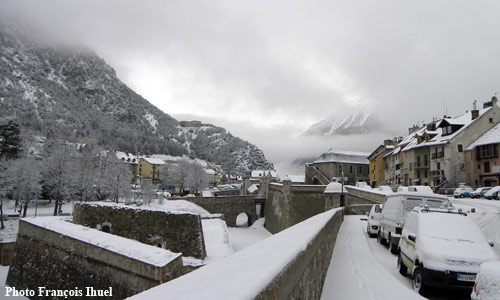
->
378, 192, 452, 253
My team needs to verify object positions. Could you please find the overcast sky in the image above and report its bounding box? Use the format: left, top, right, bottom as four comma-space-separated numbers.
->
4, 0, 500, 174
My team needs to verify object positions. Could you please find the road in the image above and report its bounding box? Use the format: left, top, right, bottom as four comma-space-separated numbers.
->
323, 198, 500, 300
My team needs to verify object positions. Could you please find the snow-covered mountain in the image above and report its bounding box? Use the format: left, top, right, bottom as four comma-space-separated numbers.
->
0, 22, 273, 175
302, 109, 380, 136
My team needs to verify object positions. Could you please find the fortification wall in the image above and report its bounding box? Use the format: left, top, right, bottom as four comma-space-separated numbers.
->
7, 218, 183, 300
73, 203, 206, 259
126, 208, 343, 300
179, 196, 258, 227
265, 182, 328, 234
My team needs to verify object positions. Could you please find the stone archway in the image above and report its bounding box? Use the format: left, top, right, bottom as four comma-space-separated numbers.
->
236, 212, 252, 227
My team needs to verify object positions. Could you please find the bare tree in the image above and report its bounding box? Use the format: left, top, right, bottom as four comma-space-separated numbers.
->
186, 162, 210, 193
168, 159, 209, 193
7, 157, 42, 217
41, 140, 78, 215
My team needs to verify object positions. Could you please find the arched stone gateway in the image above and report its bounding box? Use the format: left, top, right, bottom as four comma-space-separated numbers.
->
181, 196, 258, 227
236, 212, 252, 227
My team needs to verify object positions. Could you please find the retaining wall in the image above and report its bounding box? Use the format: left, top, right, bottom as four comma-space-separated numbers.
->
126, 208, 343, 300
73, 202, 206, 259
7, 218, 183, 300
179, 196, 258, 227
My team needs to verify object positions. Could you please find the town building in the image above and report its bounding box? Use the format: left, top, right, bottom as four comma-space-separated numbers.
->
137, 157, 166, 182
375, 97, 500, 189
465, 122, 500, 187
305, 148, 370, 185
367, 140, 395, 187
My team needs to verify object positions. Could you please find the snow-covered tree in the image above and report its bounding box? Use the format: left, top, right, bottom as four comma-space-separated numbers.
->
167, 159, 209, 192
186, 162, 210, 192
41, 140, 78, 215
6, 157, 42, 217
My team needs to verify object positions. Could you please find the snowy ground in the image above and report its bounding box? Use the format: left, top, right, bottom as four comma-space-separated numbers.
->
227, 218, 272, 252
322, 198, 500, 300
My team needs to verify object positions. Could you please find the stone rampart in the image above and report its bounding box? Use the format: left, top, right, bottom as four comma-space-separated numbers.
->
7, 218, 183, 300
73, 202, 206, 259
126, 208, 343, 300
265, 182, 328, 234
178, 196, 258, 227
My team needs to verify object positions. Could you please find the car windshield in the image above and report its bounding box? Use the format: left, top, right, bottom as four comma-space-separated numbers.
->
419, 213, 487, 243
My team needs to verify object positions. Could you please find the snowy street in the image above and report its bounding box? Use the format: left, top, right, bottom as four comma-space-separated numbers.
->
322, 198, 500, 300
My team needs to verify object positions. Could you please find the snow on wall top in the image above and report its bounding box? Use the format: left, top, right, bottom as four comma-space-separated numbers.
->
23, 217, 181, 267
126, 208, 341, 300
81, 201, 202, 216
314, 148, 369, 164
465, 122, 500, 151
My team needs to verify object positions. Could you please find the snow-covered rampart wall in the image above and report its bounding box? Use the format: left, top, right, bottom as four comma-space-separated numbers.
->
73, 202, 207, 259
175, 195, 258, 227
265, 181, 328, 234
127, 208, 343, 300
7, 217, 183, 299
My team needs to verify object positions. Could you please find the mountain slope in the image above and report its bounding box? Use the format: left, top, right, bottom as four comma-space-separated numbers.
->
0, 24, 273, 175
302, 109, 380, 136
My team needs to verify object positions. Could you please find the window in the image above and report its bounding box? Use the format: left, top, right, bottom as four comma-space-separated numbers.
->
478, 164, 480, 169
477, 144, 499, 159
417, 171, 420, 178
424, 155, 428, 166
338, 165, 343, 173
490, 118, 494, 123
359, 166, 362, 173
457, 144, 463, 152
485, 161, 491, 173
409, 163, 412, 171
437, 162, 441, 170
350, 165, 353, 174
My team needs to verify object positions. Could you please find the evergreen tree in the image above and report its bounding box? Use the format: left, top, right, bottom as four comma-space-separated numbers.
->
0, 117, 22, 160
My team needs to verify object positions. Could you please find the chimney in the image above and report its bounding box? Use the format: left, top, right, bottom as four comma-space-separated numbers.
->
471, 100, 479, 120
408, 125, 419, 135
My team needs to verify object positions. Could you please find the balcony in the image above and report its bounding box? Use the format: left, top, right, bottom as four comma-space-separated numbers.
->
431, 152, 444, 160
431, 170, 442, 178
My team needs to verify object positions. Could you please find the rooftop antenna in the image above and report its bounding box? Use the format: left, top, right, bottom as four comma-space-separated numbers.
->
441, 89, 447, 116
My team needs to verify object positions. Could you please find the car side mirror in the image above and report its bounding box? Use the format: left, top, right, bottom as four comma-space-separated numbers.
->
408, 234, 416, 243
470, 208, 475, 213
488, 240, 494, 247
375, 205, 381, 213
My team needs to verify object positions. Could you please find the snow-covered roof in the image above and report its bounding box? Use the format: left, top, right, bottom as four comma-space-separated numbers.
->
465, 122, 500, 151
314, 148, 369, 164
422, 107, 492, 147
142, 157, 166, 165
205, 169, 217, 175
251, 170, 278, 178
115, 151, 139, 163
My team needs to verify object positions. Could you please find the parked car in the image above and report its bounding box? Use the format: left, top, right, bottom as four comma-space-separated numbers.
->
471, 187, 492, 199
378, 192, 452, 254
454, 186, 474, 198
484, 186, 500, 200
366, 204, 383, 238
398, 207, 497, 296
471, 261, 500, 300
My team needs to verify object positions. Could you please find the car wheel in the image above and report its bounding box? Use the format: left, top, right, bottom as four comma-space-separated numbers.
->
377, 231, 386, 245
412, 267, 428, 296
389, 239, 399, 254
460, 194, 464, 198
397, 254, 407, 276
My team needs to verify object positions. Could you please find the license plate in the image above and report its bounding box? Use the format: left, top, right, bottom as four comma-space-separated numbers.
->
457, 274, 476, 282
